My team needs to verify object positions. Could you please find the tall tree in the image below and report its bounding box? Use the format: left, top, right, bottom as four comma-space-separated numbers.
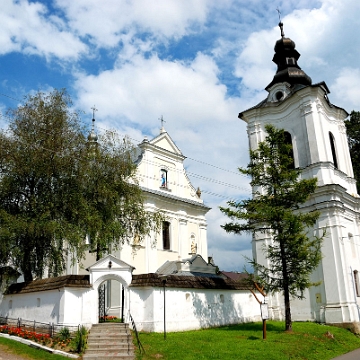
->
220, 125, 323, 331
81, 131, 163, 261
0, 89, 162, 282
344, 111, 360, 193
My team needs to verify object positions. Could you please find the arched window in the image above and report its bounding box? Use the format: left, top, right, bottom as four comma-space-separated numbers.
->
329, 132, 338, 169
160, 169, 168, 188
354, 270, 360, 297
162, 221, 170, 250
284, 131, 295, 169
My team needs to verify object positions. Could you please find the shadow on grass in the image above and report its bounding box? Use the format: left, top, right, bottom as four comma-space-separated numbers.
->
247, 335, 261, 340
221, 321, 284, 333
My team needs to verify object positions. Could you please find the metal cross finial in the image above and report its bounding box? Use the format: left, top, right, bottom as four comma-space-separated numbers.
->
276, 8, 281, 22
159, 115, 166, 128
91, 105, 98, 120
276, 9, 285, 38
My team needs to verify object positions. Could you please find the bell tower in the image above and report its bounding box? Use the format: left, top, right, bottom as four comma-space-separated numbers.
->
239, 23, 360, 324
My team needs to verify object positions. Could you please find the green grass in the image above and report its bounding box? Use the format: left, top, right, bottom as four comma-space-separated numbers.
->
136, 321, 360, 360
0, 336, 69, 359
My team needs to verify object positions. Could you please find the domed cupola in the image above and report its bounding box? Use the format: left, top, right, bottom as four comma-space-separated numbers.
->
265, 22, 312, 91
87, 106, 98, 155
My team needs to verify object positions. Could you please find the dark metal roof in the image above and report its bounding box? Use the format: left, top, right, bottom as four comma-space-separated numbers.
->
130, 273, 249, 290
6, 275, 91, 294
221, 271, 248, 282
265, 23, 312, 90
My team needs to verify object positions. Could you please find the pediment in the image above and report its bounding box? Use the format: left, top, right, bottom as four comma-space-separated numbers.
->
149, 132, 183, 156
88, 254, 134, 272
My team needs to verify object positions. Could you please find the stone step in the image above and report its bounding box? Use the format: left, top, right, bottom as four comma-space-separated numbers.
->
89, 330, 130, 336
90, 325, 129, 332
85, 349, 134, 355
92, 323, 129, 328
83, 354, 135, 360
88, 332, 130, 338
83, 323, 135, 360
88, 343, 131, 349
88, 337, 130, 343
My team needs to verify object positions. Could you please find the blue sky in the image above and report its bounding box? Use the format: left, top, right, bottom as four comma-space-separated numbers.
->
1, 0, 360, 272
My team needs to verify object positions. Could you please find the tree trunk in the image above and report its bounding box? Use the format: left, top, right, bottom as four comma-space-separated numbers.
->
284, 282, 292, 331
279, 230, 292, 331
22, 261, 33, 283
21, 238, 34, 282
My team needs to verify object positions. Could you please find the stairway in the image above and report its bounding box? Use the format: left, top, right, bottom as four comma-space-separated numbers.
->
83, 323, 135, 360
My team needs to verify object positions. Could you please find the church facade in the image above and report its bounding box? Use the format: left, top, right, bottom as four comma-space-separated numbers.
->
239, 22, 360, 324
0, 126, 261, 331
67, 125, 210, 277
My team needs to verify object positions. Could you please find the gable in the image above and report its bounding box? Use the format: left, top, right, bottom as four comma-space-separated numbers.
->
88, 254, 134, 272
149, 131, 183, 156
136, 129, 206, 205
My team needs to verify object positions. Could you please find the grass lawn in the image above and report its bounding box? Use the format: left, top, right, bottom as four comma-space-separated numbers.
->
136, 321, 360, 360
0, 336, 69, 359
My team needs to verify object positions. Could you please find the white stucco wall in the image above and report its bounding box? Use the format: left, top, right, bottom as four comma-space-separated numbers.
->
0, 284, 264, 333
129, 286, 262, 332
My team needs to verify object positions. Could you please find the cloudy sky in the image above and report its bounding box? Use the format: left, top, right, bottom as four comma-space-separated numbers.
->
1, 0, 360, 272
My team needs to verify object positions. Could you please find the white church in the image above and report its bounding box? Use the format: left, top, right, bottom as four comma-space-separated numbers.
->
0, 122, 262, 332
239, 22, 360, 325
1, 21, 360, 331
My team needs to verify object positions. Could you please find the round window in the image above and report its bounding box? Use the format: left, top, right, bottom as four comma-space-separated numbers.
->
275, 91, 284, 101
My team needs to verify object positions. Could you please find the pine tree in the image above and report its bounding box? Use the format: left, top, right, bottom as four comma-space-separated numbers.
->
220, 125, 323, 331
345, 111, 360, 193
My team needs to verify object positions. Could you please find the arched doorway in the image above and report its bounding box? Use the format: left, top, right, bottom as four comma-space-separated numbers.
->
97, 277, 126, 322
88, 254, 134, 324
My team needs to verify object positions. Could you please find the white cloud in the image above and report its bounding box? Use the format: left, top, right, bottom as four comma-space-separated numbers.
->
2, 0, 360, 273
74, 52, 237, 127
0, 0, 87, 60
234, 0, 360, 109
56, 0, 212, 47
331, 68, 360, 112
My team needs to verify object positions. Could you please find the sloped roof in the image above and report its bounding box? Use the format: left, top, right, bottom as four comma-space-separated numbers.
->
130, 273, 249, 290
6, 275, 91, 294
156, 254, 218, 276
221, 271, 248, 282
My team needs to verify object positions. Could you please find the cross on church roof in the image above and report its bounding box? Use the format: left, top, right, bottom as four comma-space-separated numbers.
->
91, 105, 98, 121
276, 9, 285, 38
159, 115, 166, 133
159, 115, 166, 127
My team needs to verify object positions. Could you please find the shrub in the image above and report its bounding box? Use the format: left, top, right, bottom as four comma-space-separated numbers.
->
71, 325, 87, 354
58, 327, 71, 341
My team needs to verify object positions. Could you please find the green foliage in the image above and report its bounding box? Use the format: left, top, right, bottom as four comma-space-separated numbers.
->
58, 327, 71, 341
344, 111, 360, 192
0, 89, 163, 281
0, 89, 86, 281
136, 321, 360, 360
220, 125, 324, 331
81, 131, 163, 261
71, 325, 87, 354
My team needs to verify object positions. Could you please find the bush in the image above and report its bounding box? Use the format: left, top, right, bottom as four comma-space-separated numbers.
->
71, 326, 87, 354
58, 327, 71, 341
